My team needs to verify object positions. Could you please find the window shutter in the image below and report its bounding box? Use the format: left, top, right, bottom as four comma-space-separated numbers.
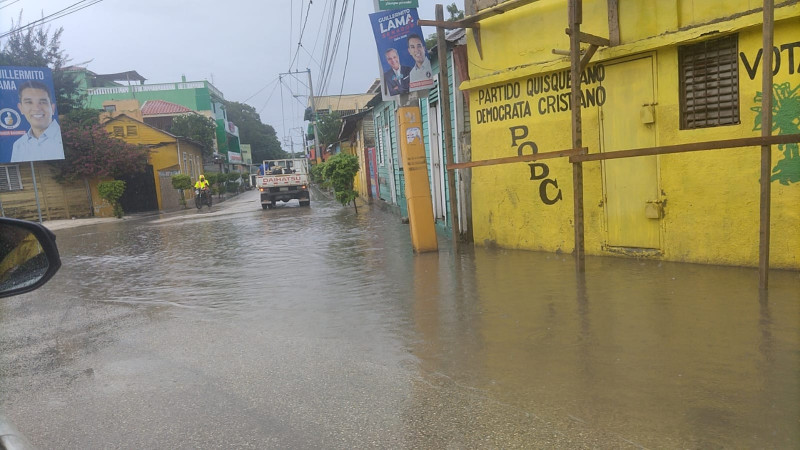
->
679, 34, 740, 129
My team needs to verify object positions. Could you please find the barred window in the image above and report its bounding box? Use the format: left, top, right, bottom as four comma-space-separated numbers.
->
113, 126, 124, 137
0, 165, 23, 191
679, 34, 740, 129
126, 125, 138, 136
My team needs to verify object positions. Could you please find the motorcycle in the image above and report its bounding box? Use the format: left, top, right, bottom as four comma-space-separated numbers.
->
194, 188, 212, 209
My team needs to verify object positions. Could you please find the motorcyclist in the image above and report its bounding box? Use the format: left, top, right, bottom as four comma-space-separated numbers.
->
194, 175, 210, 201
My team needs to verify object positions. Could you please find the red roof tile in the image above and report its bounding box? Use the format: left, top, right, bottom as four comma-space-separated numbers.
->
141, 100, 193, 116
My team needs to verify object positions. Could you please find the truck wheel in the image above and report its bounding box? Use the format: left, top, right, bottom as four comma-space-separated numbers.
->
261, 204, 268, 210
267, 203, 276, 209
299, 201, 310, 207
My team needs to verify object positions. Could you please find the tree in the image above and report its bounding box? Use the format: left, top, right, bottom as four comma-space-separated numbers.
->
315, 111, 342, 159
321, 153, 360, 212
224, 101, 285, 163
447, 3, 465, 21
0, 15, 83, 114
55, 112, 149, 181
425, 3, 465, 49
170, 114, 217, 158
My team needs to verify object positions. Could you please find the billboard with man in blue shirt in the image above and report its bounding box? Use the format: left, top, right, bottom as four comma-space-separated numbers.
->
0, 66, 65, 163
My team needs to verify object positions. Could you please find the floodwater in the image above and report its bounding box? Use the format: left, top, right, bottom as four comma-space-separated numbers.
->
1, 189, 798, 449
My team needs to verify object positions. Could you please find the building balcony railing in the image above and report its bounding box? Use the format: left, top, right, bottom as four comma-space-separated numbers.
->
88, 81, 225, 99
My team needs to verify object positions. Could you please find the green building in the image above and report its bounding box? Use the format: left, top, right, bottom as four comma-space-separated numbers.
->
68, 68, 240, 157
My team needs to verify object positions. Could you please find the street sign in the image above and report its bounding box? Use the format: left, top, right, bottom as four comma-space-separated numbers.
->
378, 0, 418, 10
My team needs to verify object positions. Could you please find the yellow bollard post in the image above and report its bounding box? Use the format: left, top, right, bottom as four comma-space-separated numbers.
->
397, 105, 438, 253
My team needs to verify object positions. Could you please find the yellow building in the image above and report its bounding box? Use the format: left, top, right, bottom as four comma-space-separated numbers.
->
339, 109, 377, 201
103, 114, 205, 212
461, 0, 799, 269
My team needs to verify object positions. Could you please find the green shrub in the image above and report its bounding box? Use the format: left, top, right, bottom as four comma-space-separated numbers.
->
98, 180, 126, 218
310, 162, 328, 186
204, 173, 219, 185
321, 153, 359, 210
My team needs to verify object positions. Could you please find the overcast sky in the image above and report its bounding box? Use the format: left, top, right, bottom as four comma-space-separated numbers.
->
1, 0, 446, 149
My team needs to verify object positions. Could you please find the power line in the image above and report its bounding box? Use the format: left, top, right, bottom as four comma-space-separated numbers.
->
288, 0, 315, 72
243, 77, 279, 104
0, 0, 21, 11
0, 0, 105, 39
279, 75, 287, 143
298, 43, 323, 71
322, 0, 350, 93
257, 79, 282, 115
335, 0, 357, 110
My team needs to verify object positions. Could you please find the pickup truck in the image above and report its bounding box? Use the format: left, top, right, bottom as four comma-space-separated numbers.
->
255, 159, 311, 209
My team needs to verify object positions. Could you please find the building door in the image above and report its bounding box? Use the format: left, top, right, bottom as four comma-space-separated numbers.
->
119, 164, 159, 213
366, 147, 379, 199
428, 102, 445, 221
384, 120, 398, 205
600, 57, 660, 249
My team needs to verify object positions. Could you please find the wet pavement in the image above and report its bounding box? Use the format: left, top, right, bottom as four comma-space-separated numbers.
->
1, 188, 798, 449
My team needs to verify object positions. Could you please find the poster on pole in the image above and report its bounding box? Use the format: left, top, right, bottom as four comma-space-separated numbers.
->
0, 66, 65, 163
369, 8, 434, 101
378, 0, 418, 9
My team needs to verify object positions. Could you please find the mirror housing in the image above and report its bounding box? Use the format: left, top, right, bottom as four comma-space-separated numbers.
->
0, 218, 61, 299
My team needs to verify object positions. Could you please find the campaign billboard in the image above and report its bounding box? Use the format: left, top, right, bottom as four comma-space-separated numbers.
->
369, 8, 434, 100
0, 66, 65, 163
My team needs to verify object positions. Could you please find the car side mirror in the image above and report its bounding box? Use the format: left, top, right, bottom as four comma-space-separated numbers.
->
0, 218, 61, 299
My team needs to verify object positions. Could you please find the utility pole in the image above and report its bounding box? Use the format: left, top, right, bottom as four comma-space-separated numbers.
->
306, 69, 323, 163
280, 69, 322, 163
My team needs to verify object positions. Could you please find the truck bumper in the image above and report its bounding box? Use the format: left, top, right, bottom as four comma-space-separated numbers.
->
260, 189, 310, 204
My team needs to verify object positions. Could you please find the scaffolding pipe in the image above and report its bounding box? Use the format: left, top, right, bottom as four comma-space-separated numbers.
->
759, 0, 774, 289
569, 0, 586, 272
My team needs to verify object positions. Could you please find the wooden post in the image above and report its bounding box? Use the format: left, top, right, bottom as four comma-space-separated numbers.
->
437, 4, 461, 246
759, 0, 774, 289
607, 0, 620, 46
569, 0, 586, 272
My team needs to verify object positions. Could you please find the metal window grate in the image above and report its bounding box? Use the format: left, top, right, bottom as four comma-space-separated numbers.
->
0, 165, 23, 191
679, 34, 740, 129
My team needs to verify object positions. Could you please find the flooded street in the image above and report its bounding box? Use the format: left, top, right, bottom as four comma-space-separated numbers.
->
1, 189, 798, 449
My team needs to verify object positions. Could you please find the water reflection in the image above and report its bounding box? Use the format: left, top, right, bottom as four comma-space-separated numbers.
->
2, 191, 797, 448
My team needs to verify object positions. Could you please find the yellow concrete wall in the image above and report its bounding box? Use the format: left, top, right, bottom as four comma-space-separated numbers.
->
104, 115, 204, 210
463, 2, 800, 268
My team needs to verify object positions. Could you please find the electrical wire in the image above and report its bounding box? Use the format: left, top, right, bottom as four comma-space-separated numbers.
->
288, 0, 314, 72
0, 0, 105, 39
243, 77, 279, 104
316, 0, 349, 93
335, 0, 356, 110
0, 0, 21, 11
257, 79, 282, 115
279, 75, 287, 143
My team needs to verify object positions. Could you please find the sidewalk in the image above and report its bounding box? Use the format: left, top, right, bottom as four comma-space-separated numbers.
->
40, 190, 256, 231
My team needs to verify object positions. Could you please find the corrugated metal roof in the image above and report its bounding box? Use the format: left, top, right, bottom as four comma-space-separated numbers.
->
141, 100, 192, 116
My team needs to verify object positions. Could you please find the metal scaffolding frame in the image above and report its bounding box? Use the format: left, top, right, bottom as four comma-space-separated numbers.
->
422, 0, 800, 289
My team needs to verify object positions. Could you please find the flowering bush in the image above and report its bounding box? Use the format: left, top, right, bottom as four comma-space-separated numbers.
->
54, 120, 149, 182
